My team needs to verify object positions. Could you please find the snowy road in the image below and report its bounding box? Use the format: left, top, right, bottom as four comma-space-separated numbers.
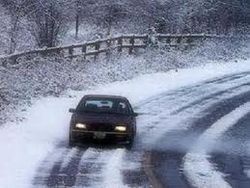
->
31, 70, 250, 188
3, 61, 250, 188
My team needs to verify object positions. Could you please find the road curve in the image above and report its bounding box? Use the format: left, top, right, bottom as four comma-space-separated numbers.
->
32, 72, 250, 188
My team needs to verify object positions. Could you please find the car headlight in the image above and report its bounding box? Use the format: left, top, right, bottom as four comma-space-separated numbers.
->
75, 123, 87, 129
115, 125, 127, 132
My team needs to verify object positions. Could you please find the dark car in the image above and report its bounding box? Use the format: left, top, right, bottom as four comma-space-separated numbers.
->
68, 95, 137, 147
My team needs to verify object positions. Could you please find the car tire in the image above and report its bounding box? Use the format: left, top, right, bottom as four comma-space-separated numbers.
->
125, 135, 134, 149
69, 132, 76, 147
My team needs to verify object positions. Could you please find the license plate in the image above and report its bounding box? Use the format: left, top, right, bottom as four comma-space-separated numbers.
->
94, 132, 106, 139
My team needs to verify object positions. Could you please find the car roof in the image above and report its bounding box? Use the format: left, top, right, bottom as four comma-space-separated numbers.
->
83, 94, 128, 100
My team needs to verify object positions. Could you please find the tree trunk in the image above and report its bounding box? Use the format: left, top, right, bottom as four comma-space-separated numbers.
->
9, 16, 19, 54
75, 13, 79, 40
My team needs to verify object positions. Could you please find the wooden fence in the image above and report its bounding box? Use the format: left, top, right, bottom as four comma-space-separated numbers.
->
0, 34, 243, 63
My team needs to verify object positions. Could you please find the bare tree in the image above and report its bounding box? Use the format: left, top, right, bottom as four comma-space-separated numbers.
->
25, 0, 64, 47
0, 0, 29, 53
1, 0, 250, 54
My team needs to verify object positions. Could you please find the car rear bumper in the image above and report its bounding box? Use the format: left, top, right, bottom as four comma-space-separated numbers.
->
71, 129, 130, 142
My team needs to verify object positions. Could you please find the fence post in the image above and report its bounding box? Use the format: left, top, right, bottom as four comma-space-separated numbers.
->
117, 37, 122, 52
143, 35, 149, 47
56, 48, 61, 55
166, 37, 171, 44
106, 39, 112, 57
95, 42, 100, 51
129, 36, 135, 54
82, 45, 86, 53
94, 42, 100, 60
81, 45, 86, 59
10, 55, 18, 64
177, 37, 182, 44
69, 46, 74, 57
186, 37, 193, 44
41, 50, 48, 56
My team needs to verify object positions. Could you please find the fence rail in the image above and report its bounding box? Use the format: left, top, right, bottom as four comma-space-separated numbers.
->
0, 34, 247, 63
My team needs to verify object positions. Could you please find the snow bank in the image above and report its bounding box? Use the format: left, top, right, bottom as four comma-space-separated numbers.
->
1, 59, 250, 187
0, 97, 73, 187
183, 102, 250, 188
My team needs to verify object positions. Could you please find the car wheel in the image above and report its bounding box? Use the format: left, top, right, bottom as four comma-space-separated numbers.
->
69, 132, 76, 147
125, 135, 134, 149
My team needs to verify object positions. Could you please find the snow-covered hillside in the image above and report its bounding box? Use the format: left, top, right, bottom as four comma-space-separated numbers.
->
1, 39, 249, 124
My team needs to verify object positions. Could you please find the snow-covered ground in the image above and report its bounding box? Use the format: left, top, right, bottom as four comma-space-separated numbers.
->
1, 59, 250, 187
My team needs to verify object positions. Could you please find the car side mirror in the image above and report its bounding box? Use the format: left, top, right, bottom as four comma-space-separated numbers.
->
133, 112, 139, 117
69, 108, 76, 113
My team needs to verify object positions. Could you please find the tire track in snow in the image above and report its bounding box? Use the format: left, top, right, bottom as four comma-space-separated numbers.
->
74, 148, 103, 187
183, 102, 250, 188
154, 91, 250, 187
59, 147, 80, 171
137, 75, 250, 148
210, 112, 250, 188
33, 147, 85, 187
32, 148, 67, 186
34, 146, 142, 188
137, 71, 250, 123
211, 154, 250, 188
142, 80, 250, 187
123, 150, 148, 187
172, 82, 250, 114
150, 151, 190, 188
135, 71, 250, 110
46, 147, 83, 187
74, 148, 133, 188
